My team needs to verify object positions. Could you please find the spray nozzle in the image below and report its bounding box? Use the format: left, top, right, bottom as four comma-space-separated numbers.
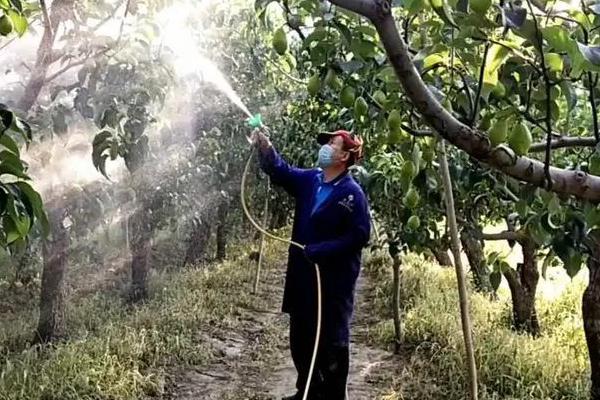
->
246, 113, 263, 129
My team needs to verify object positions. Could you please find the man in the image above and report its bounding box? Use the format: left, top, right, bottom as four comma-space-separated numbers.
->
251, 128, 371, 400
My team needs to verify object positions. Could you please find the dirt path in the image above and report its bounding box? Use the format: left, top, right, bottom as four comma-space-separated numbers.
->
162, 258, 402, 400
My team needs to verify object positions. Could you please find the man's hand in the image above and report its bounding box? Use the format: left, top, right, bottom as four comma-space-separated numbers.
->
250, 128, 272, 153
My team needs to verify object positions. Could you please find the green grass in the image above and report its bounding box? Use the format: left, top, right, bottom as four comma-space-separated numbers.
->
364, 251, 590, 400
0, 238, 277, 400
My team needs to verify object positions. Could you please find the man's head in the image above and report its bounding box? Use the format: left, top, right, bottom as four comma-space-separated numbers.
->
316, 130, 363, 170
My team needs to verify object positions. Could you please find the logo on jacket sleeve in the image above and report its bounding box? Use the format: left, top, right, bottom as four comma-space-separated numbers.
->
338, 194, 354, 212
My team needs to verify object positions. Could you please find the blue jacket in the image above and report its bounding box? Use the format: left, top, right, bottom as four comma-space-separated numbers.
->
259, 147, 371, 345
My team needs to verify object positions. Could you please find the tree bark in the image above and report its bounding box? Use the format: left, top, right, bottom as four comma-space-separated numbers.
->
17, 0, 73, 113
329, 0, 600, 201
128, 206, 151, 303
269, 196, 288, 230
430, 245, 453, 267
583, 230, 600, 399
215, 195, 230, 261
461, 228, 493, 294
182, 216, 211, 268
13, 241, 34, 287
391, 253, 402, 353
502, 235, 540, 336
35, 206, 69, 343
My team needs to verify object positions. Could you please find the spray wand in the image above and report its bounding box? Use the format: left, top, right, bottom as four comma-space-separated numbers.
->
240, 112, 322, 400
246, 113, 263, 129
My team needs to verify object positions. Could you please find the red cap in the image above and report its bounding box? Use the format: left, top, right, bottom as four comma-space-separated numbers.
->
317, 130, 364, 163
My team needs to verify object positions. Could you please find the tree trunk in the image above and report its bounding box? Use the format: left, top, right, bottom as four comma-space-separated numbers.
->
268, 192, 288, 230
128, 207, 151, 303
215, 196, 230, 261
35, 206, 68, 343
461, 227, 493, 293
122, 215, 129, 254
13, 241, 34, 287
17, 0, 72, 113
503, 236, 540, 336
582, 230, 600, 399
182, 216, 211, 268
430, 244, 453, 267
391, 253, 402, 353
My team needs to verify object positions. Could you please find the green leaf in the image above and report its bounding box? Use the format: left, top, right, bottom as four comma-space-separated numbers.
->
430, 0, 458, 27
7, 10, 26, 36
4, 217, 20, 244
357, 25, 378, 38
93, 130, 113, 147
541, 250, 555, 279
0, 134, 19, 156
0, 162, 29, 179
350, 38, 377, 60
490, 270, 502, 291
515, 199, 529, 218
298, 0, 318, 13
0, 109, 14, 135
98, 154, 110, 179
304, 27, 328, 47
405, 0, 427, 14
11, 212, 29, 237
110, 139, 118, 160
565, 252, 583, 278
499, 261, 511, 273
542, 25, 574, 53
423, 53, 446, 70
14, 181, 48, 235
0, 150, 24, 172
560, 80, 577, 112
332, 20, 352, 45
92, 131, 114, 179
9, 0, 22, 12
487, 251, 501, 266
484, 44, 510, 85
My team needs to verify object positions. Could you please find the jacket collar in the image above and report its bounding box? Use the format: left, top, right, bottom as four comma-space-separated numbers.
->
318, 168, 350, 186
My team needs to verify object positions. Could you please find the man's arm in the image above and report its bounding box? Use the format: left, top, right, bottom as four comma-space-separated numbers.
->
253, 129, 315, 198
304, 189, 371, 263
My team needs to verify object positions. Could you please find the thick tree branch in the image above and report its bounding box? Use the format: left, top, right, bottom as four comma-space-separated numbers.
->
45, 48, 110, 83
282, 0, 306, 40
530, 136, 597, 152
479, 230, 523, 242
401, 124, 433, 137
329, 0, 600, 202
525, 0, 553, 190
40, 0, 53, 41
502, 266, 519, 292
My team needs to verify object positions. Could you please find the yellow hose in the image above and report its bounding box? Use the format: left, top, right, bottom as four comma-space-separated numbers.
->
241, 146, 322, 400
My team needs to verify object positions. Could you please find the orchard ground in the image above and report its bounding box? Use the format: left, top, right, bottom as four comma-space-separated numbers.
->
0, 227, 590, 400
